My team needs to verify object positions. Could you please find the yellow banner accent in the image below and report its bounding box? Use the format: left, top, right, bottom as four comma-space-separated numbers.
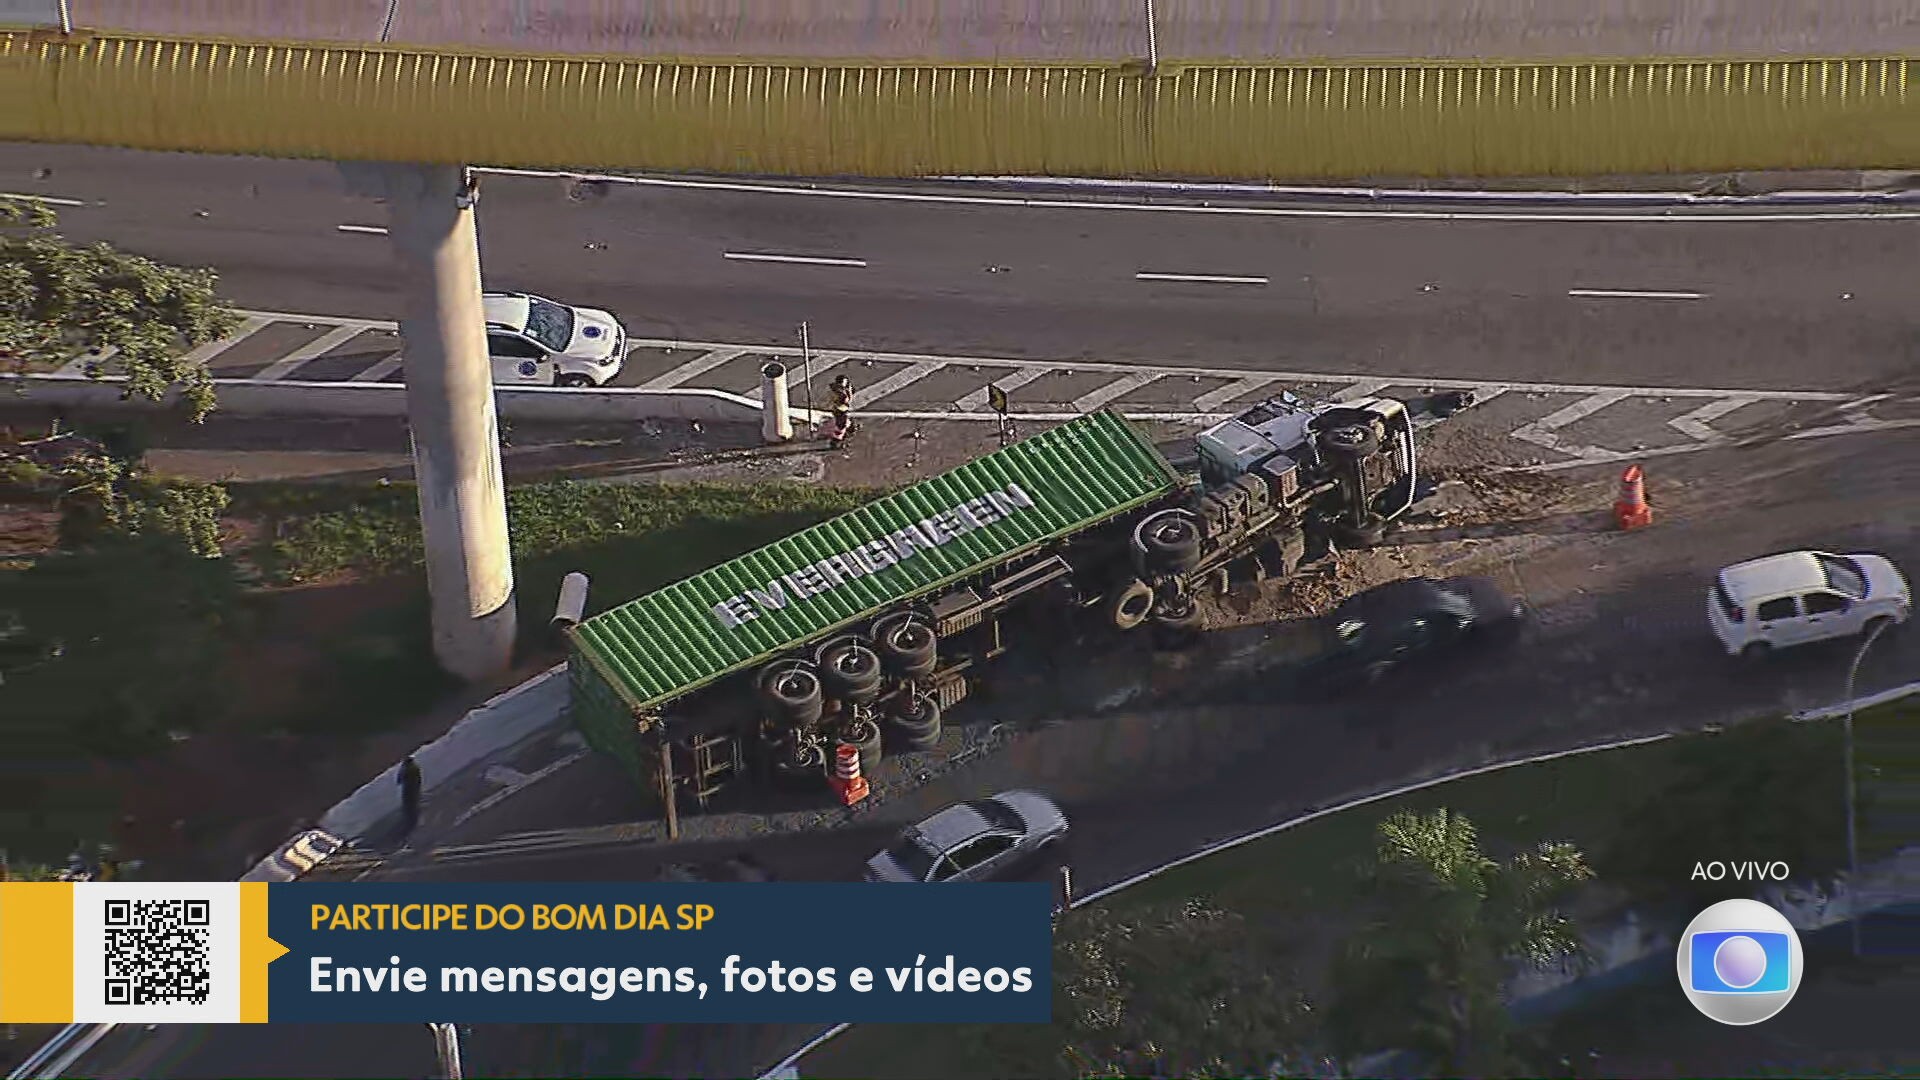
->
2, 31, 1916, 180
239, 881, 285, 1024
0, 882, 75, 1024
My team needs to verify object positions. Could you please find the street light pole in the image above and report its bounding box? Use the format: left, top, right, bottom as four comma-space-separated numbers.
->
1841, 618, 1888, 959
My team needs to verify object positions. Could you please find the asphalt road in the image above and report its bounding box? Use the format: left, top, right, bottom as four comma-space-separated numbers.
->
4, 144, 1916, 392
53, 430, 1920, 1079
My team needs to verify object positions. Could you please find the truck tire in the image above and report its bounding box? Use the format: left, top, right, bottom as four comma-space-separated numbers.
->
758, 663, 824, 727
771, 739, 826, 791
885, 693, 943, 752
873, 615, 939, 677
1106, 578, 1155, 631
1135, 510, 1202, 573
1333, 513, 1388, 549
1151, 594, 1204, 650
1320, 423, 1380, 459
820, 642, 883, 703
839, 718, 883, 779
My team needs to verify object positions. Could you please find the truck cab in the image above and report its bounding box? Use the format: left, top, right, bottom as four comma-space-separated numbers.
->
1194, 392, 1419, 548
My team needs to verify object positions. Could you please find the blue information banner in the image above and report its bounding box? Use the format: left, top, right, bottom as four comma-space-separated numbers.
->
268, 883, 1053, 1023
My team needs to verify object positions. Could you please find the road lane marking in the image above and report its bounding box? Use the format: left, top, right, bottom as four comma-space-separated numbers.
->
476, 167, 1920, 223
254, 324, 365, 381
349, 354, 403, 382
723, 251, 867, 267
956, 367, 1049, 410
853, 360, 944, 405
1, 192, 86, 207
1669, 396, 1758, 442
1072, 372, 1161, 412
1567, 288, 1705, 300
637, 347, 746, 390
1136, 271, 1269, 285
336, 224, 388, 235
1510, 389, 1633, 461
181, 316, 271, 366
1193, 376, 1278, 412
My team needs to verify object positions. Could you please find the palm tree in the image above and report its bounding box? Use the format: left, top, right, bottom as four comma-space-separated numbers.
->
1328, 808, 1593, 1076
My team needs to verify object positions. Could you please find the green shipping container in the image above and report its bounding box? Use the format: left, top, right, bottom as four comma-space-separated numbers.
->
567, 410, 1180, 758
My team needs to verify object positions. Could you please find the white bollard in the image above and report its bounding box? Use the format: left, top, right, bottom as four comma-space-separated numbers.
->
551, 572, 590, 631
760, 361, 794, 443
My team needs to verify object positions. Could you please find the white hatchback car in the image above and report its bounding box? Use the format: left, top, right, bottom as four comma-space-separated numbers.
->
483, 291, 627, 387
1708, 550, 1911, 659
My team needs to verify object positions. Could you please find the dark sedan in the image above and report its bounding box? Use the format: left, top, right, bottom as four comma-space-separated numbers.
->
1295, 575, 1526, 694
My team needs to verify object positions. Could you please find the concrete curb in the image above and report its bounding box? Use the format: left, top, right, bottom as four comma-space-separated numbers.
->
932, 174, 1920, 207
2, 374, 828, 427
756, 681, 1920, 1079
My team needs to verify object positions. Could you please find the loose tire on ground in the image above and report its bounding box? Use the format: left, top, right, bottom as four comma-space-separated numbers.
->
1106, 578, 1156, 631
873, 615, 939, 677
820, 642, 884, 703
884, 692, 943, 752
1319, 423, 1381, 458
757, 662, 824, 727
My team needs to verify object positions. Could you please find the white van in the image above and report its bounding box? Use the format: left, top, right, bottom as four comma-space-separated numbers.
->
1707, 550, 1910, 659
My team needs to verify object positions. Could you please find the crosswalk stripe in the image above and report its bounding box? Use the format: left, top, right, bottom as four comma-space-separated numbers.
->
183, 316, 271, 366
1072, 372, 1161, 413
1669, 396, 1758, 442
851, 360, 944, 405
52, 347, 117, 378
1511, 390, 1632, 460
1192, 376, 1277, 412
350, 354, 404, 382
254, 325, 365, 381
957, 367, 1048, 410
1332, 379, 1392, 402
639, 347, 745, 390
748, 353, 850, 403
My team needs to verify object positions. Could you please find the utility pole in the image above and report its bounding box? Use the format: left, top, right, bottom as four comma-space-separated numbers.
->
1841, 618, 1888, 958
800, 322, 815, 428
1142, 0, 1159, 76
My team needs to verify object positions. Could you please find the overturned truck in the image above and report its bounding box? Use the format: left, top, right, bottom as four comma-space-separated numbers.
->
566, 391, 1471, 821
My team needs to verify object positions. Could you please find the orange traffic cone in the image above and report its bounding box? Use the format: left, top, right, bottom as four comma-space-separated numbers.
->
829, 743, 870, 805
1614, 464, 1653, 530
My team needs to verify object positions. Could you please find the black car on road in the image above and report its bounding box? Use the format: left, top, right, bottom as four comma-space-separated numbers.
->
1295, 575, 1526, 694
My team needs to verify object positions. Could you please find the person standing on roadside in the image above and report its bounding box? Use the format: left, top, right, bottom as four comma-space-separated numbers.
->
399, 755, 423, 837
827, 374, 856, 449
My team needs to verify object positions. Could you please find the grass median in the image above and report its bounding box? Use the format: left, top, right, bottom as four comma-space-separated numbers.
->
1, 475, 880, 869
802, 699, 1916, 1080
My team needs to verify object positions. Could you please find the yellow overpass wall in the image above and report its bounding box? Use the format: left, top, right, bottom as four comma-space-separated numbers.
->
3, 31, 1915, 179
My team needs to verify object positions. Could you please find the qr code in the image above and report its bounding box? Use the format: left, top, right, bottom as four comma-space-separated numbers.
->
102, 899, 213, 1006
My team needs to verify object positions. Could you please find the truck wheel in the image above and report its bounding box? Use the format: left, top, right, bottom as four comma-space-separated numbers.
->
1152, 594, 1203, 631
1333, 514, 1387, 549
839, 718, 883, 779
874, 615, 939, 677
771, 740, 825, 790
758, 663, 824, 727
820, 642, 883, 703
1135, 510, 1202, 573
1106, 579, 1155, 631
885, 693, 943, 752
1320, 423, 1380, 459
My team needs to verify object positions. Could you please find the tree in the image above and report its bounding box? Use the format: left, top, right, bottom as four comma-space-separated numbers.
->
1327, 808, 1594, 1076
1, 197, 239, 421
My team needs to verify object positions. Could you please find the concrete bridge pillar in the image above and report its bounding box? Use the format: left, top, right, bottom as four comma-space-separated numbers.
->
340, 162, 516, 681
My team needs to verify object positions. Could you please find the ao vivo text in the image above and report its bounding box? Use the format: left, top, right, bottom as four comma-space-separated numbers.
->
1690, 861, 1792, 882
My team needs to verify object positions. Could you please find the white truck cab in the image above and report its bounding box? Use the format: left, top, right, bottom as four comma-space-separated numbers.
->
1708, 550, 1910, 659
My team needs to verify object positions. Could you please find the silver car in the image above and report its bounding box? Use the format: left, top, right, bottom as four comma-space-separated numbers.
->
864, 790, 1069, 883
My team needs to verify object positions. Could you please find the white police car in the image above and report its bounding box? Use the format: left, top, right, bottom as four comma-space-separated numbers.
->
484, 291, 627, 388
